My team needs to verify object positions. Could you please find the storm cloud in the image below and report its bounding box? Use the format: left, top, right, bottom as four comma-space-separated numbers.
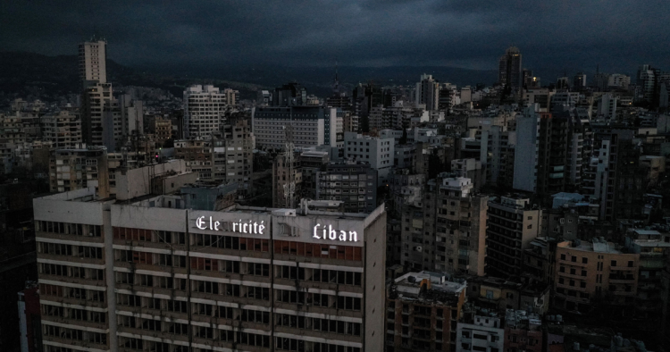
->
1, 0, 669, 77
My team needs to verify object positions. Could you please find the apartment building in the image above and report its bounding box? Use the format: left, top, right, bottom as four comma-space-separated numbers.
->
252, 106, 340, 149
298, 150, 330, 201
48, 144, 110, 198
554, 240, 640, 312
183, 85, 234, 140
455, 306, 505, 352
402, 176, 488, 276
174, 120, 254, 196
386, 271, 466, 352
34, 182, 386, 352
486, 195, 542, 278
315, 161, 378, 214
343, 132, 394, 183
79, 39, 107, 87
40, 110, 83, 149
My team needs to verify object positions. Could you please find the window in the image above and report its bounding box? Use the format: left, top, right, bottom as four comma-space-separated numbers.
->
582, 257, 588, 264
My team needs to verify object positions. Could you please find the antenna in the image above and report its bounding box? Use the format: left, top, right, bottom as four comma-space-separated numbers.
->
282, 123, 296, 208
333, 59, 340, 95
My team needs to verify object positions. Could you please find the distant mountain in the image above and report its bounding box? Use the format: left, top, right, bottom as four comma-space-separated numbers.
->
139, 63, 499, 97
0, 51, 498, 105
0, 52, 268, 103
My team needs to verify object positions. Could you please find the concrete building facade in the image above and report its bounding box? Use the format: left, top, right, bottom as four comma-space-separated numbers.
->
34, 183, 387, 352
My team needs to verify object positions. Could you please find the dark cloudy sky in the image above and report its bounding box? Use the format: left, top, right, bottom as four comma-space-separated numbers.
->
2, 0, 669, 76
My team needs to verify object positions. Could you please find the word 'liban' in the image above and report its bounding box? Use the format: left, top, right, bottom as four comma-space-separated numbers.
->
313, 224, 358, 242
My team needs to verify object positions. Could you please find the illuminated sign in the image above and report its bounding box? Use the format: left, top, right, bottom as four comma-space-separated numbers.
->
313, 224, 358, 242
195, 216, 265, 235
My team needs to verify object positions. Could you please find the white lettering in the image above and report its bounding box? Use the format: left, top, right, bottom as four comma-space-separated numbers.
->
195, 216, 207, 230
311, 224, 359, 242
214, 221, 220, 231
328, 225, 337, 240
232, 222, 237, 232
259, 221, 265, 235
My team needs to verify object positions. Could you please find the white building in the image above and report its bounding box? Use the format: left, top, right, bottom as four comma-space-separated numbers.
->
252, 106, 340, 149
183, 85, 235, 140
456, 311, 505, 352
343, 132, 394, 183
597, 93, 618, 119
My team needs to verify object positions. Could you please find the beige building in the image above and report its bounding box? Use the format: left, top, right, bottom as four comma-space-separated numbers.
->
41, 110, 82, 149
486, 195, 542, 278
34, 179, 386, 352
49, 144, 110, 198
79, 39, 107, 86
386, 271, 466, 352
554, 240, 640, 311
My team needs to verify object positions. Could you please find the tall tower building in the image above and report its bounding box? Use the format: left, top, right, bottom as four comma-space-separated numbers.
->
79, 38, 118, 150
498, 47, 523, 95
415, 74, 440, 111
78, 39, 107, 87
183, 85, 230, 140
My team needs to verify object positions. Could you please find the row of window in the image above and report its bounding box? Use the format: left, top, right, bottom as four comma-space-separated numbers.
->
276, 313, 361, 336
276, 289, 362, 311
43, 325, 107, 345
40, 284, 105, 302
36, 220, 102, 237
38, 242, 103, 259
41, 304, 106, 323
40, 263, 104, 281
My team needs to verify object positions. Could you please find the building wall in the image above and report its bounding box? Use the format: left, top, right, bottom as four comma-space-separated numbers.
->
34, 191, 386, 352
554, 241, 640, 311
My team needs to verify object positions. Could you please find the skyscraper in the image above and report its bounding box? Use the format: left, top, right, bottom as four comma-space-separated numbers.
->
78, 38, 118, 150
183, 85, 231, 140
78, 39, 107, 87
415, 74, 440, 111
498, 47, 523, 95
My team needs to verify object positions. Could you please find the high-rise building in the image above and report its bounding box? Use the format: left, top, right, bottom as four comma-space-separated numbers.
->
34, 184, 386, 352
415, 74, 440, 111
183, 85, 233, 140
315, 161, 378, 214
48, 144, 110, 197
40, 110, 82, 149
486, 195, 542, 278
78, 39, 107, 87
573, 73, 587, 90
386, 271, 467, 352
253, 106, 340, 149
401, 176, 488, 276
174, 120, 254, 195
499, 47, 523, 95
596, 93, 618, 119
583, 126, 646, 221
343, 132, 394, 183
